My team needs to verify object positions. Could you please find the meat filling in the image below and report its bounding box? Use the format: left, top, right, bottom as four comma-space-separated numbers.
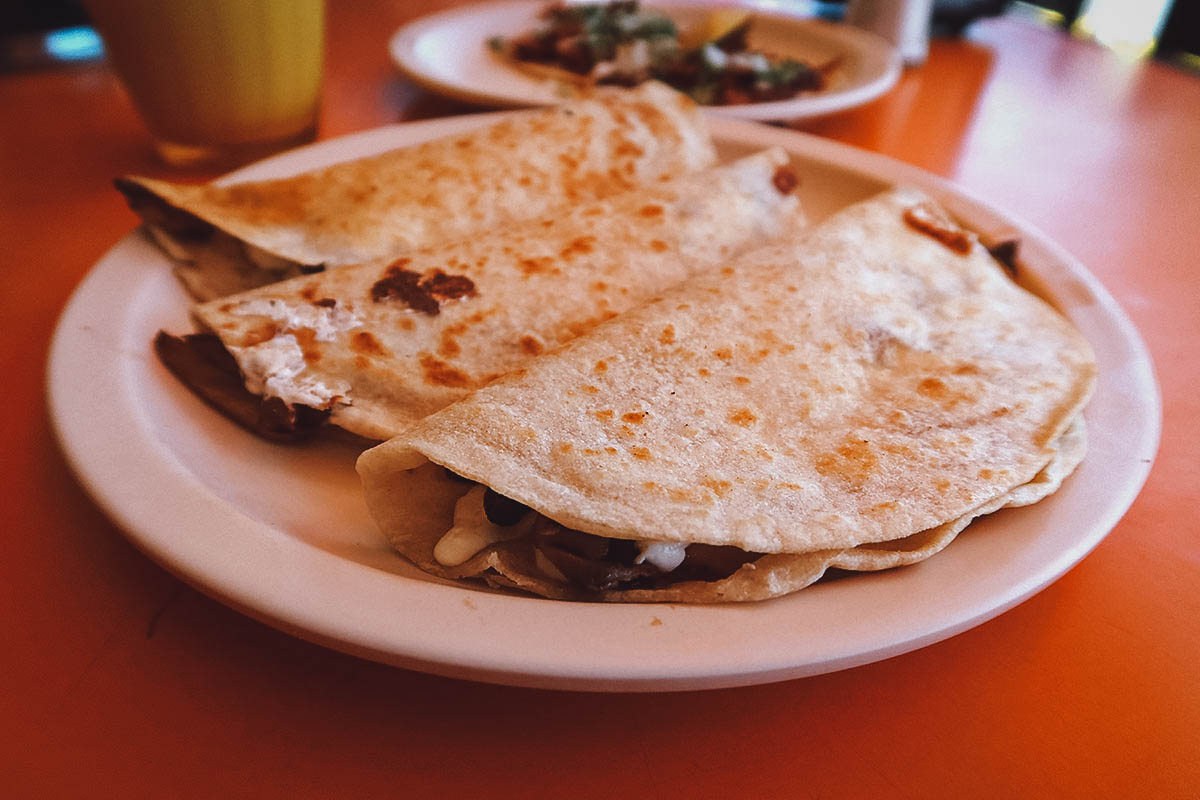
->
434, 475, 762, 593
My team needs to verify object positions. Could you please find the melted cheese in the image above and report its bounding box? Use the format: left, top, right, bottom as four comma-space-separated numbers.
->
433, 486, 531, 566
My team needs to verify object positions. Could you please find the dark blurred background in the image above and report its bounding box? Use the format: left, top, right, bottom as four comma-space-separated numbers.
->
1, 0, 1195, 72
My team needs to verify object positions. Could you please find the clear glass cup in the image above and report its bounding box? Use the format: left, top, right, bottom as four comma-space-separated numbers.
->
84, 0, 324, 167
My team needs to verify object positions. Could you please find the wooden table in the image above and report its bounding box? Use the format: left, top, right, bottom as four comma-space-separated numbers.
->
4, 3, 1197, 796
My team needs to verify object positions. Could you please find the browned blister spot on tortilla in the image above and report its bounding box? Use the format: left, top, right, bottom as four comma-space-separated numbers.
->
639, 204, 664, 218
556, 442, 574, 453
729, 408, 758, 427
870, 501, 898, 514
814, 437, 879, 488
698, 367, 711, 377
594, 409, 614, 421
351, 331, 390, 358
620, 425, 636, 437
659, 325, 676, 345
518, 256, 556, 275
300, 285, 318, 302
594, 360, 608, 373
622, 412, 647, 424
714, 347, 733, 362
649, 239, 669, 252
701, 478, 732, 497
559, 236, 596, 260
582, 384, 599, 394
605, 446, 618, 454
953, 364, 981, 375
292, 328, 321, 363
519, 335, 544, 355
903, 202, 974, 254
591, 281, 608, 292
418, 353, 473, 388
313, 298, 337, 308
239, 321, 277, 347
734, 376, 751, 386
354, 355, 369, 370
721, 267, 735, 276
630, 447, 652, 461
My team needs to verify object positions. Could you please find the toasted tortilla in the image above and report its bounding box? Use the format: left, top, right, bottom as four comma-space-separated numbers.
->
187, 149, 803, 440
117, 82, 716, 300
357, 188, 1097, 602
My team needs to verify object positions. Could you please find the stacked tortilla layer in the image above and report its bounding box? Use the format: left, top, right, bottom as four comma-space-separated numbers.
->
191, 149, 803, 440
358, 189, 1096, 602
119, 82, 716, 300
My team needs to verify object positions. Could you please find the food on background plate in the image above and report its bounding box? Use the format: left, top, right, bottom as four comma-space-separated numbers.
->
160, 149, 803, 441
490, 2, 833, 106
357, 189, 1096, 602
115, 82, 716, 300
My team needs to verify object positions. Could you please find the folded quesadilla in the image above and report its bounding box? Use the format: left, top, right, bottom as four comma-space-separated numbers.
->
117, 82, 716, 300
163, 149, 803, 441
356, 189, 1097, 602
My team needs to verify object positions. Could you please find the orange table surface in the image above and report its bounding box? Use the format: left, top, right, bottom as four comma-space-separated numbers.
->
3, 4, 1198, 797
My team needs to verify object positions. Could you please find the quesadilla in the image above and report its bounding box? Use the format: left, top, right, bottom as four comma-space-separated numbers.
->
117, 82, 716, 300
164, 149, 804, 442
356, 189, 1097, 602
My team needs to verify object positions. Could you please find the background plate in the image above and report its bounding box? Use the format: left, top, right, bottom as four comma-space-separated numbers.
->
47, 114, 1159, 692
388, 0, 901, 121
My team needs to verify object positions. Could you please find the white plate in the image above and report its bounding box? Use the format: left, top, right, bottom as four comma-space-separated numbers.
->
48, 115, 1159, 692
387, 0, 901, 121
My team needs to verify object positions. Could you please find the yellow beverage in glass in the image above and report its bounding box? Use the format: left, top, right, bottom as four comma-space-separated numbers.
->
84, 0, 324, 166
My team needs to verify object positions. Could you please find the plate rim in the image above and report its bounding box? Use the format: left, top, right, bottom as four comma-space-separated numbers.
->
386, 0, 903, 121
47, 114, 1161, 692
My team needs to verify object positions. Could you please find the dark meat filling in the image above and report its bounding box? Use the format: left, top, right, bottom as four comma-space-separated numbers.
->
464, 478, 762, 593
154, 331, 329, 442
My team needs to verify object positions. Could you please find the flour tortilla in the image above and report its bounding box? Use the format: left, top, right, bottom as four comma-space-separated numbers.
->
357, 188, 1096, 602
189, 149, 803, 440
117, 82, 716, 300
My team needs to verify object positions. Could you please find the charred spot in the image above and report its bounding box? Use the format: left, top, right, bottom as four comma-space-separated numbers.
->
519, 335, 544, 355
314, 297, 337, 308
370, 261, 476, 315
903, 202, 973, 255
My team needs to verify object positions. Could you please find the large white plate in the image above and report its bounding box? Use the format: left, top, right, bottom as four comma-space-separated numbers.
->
388, 0, 901, 121
48, 114, 1159, 692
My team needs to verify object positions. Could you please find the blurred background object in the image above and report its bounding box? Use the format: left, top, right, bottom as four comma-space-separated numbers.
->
78, 0, 325, 167
2, 0, 1195, 76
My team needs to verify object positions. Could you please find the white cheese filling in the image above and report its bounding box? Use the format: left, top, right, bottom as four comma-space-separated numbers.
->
434, 486, 532, 566
227, 334, 349, 408
230, 298, 363, 342
433, 485, 691, 576
635, 541, 688, 571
